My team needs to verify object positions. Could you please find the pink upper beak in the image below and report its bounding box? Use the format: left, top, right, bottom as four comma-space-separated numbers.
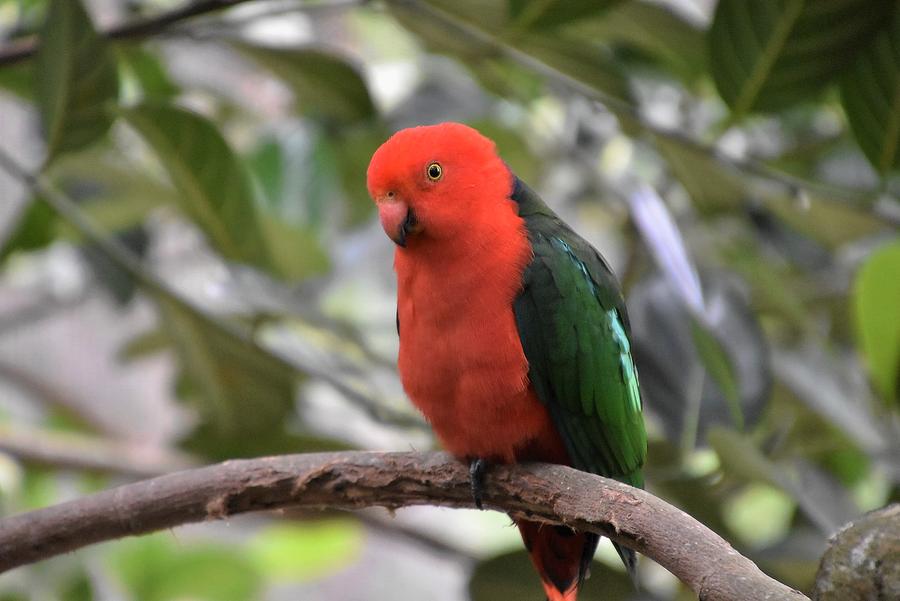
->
377, 194, 418, 247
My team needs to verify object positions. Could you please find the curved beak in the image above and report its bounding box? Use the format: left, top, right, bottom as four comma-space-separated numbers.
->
377, 195, 421, 247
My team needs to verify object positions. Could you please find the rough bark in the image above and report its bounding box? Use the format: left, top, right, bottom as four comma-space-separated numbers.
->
812, 503, 900, 600
0, 451, 804, 601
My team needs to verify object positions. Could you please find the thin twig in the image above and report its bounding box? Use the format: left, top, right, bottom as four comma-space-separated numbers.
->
0, 450, 808, 601
0, 0, 368, 65
0, 0, 251, 65
0, 359, 113, 435
0, 424, 197, 477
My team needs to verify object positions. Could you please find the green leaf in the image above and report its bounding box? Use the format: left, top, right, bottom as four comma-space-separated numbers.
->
388, 0, 633, 112
47, 149, 177, 236
469, 550, 634, 601
709, 0, 894, 117
762, 195, 888, 248
118, 104, 274, 271
259, 215, 330, 281
508, 0, 624, 30
0, 199, 56, 261
34, 0, 118, 162
60, 570, 92, 601
156, 296, 298, 450
840, 8, 900, 173
235, 44, 376, 125
248, 520, 363, 581
470, 120, 539, 182
0, 61, 34, 99
112, 534, 262, 601
247, 139, 284, 208
118, 328, 170, 361
708, 427, 792, 489
328, 126, 387, 226
691, 318, 744, 430
654, 134, 746, 212
567, 1, 707, 83
853, 241, 900, 405
388, 0, 507, 58
515, 32, 632, 108
116, 45, 179, 101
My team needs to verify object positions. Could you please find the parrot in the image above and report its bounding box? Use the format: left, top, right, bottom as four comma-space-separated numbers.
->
366, 122, 647, 601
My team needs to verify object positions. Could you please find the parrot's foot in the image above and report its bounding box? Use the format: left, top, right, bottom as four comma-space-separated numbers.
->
469, 458, 487, 510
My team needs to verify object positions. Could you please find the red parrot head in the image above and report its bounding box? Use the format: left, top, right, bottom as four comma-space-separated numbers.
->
366, 122, 512, 247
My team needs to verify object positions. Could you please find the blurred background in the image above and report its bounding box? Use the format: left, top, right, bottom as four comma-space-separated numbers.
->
0, 0, 898, 599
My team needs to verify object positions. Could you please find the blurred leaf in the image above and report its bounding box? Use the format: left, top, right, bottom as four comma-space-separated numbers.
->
508, 0, 624, 30
840, 8, 900, 173
462, 56, 544, 101
34, 0, 118, 162
0, 199, 55, 261
723, 483, 795, 547
259, 215, 330, 281
80, 226, 149, 304
118, 328, 170, 361
60, 570, 92, 601
116, 45, 179, 101
629, 274, 771, 446
390, 0, 634, 112
469, 549, 640, 601
112, 534, 262, 601
691, 319, 743, 430
247, 139, 284, 208
723, 238, 809, 327
388, 0, 507, 58
48, 149, 177, 234
471, 120, 539, 183
655, 135, 746, 212
517, 32, 632, 108
185, 423, 349, 460
329, 126, 386, 226
853, 240, 900, 405
709, 0, 894, 117
568, 1, 707, 83
248, 519, 363, 581
762, 195, 887, 248
21, 468, 58, 510
236, 44, 376, 125
118, 104, 275, 272
156, 296, 298, 453
709, 428, 858, 533
708, 428, 788, 489
773, 347, 889, 458
0, 61, 34, 98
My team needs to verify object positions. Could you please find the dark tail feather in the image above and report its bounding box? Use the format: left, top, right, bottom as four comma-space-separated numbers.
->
518, 520, 599, 601
613, 542, 639, 588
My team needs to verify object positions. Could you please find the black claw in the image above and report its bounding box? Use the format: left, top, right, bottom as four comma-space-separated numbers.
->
469, 458, 487, 510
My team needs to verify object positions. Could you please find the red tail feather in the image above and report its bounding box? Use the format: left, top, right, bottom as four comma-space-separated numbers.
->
518, 520, 596, 601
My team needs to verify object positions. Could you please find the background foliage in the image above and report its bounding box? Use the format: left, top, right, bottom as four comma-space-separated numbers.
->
0, 0, 898, 599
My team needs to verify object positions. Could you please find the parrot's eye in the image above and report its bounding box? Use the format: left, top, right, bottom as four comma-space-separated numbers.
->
426, 162, 443, 181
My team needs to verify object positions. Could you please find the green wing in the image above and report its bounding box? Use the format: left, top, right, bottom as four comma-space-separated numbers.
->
512, 178, 647, 488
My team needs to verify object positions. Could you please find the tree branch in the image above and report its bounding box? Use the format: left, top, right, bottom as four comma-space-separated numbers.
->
0, 1, 252, 66
0, 450, 807, 601
0, 0, 369, 66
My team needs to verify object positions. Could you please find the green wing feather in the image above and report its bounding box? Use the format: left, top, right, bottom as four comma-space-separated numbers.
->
512, 178, 647, 489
